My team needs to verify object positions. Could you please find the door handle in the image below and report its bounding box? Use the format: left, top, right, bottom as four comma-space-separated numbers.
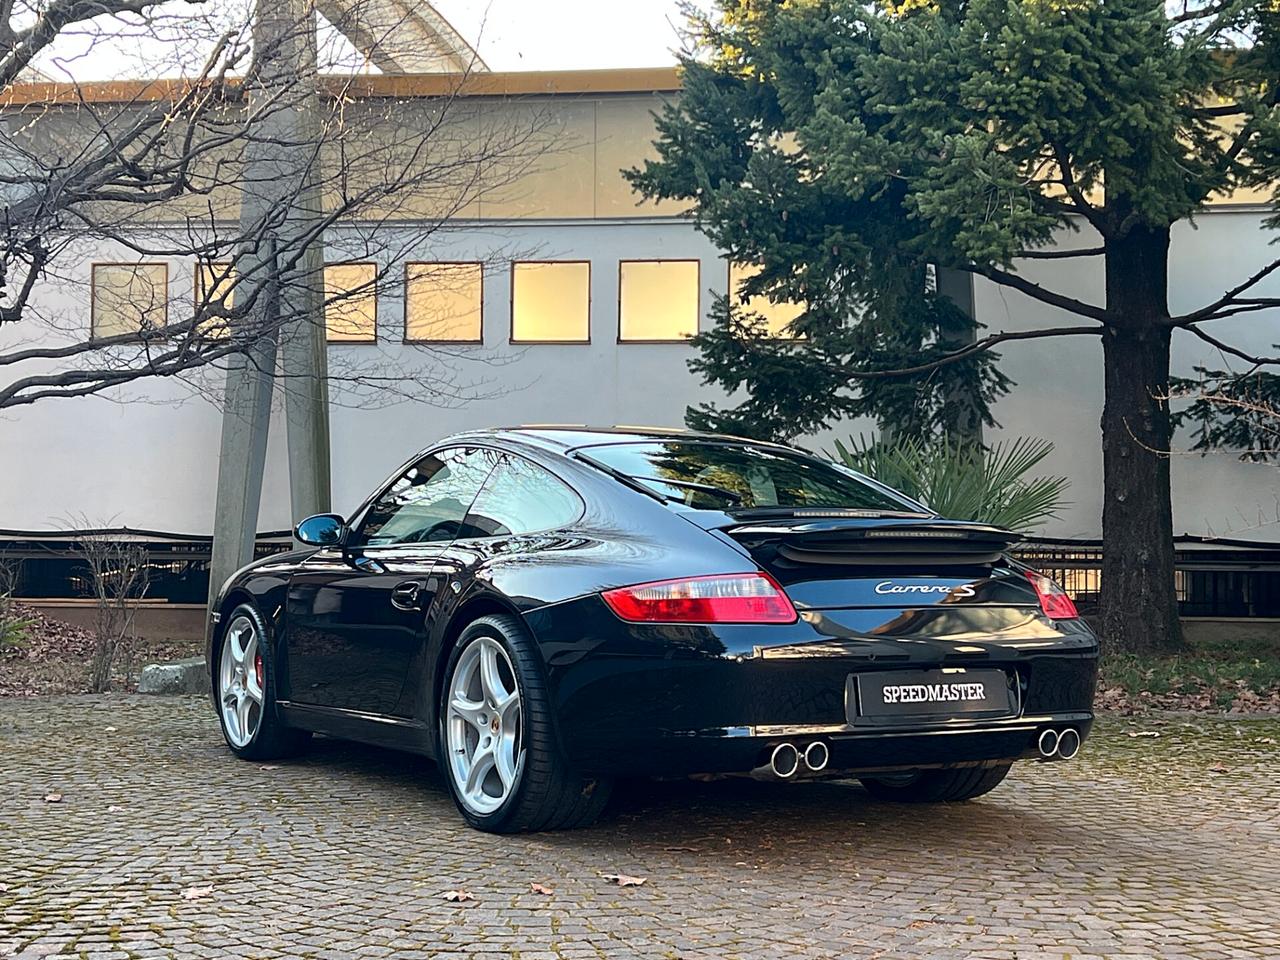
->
390, 580, 426, 611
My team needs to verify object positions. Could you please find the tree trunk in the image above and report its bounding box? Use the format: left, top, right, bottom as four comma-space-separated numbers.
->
1099, 221, 1184, 653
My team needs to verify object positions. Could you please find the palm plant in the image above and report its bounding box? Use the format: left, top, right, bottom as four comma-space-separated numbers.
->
832, 436, 1069, 534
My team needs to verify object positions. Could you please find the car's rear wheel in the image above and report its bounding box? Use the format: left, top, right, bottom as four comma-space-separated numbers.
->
859, 764, 1011, 803
440, 613, 611, 832
215, 603, 309, 761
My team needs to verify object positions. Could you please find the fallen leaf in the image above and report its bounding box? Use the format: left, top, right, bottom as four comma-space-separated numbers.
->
1208, 762, 1231, 773
602, 873, 647, 887
529, 883, 554, 896
441, 889, 476, 902
181, 885, 214, 901
43, 792, 63, 803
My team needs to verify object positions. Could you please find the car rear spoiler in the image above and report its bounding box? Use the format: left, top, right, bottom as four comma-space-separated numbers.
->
719, 517, 1023, 567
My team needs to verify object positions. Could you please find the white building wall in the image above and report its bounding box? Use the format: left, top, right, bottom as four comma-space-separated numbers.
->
974, 209, 1280, 541
325, 219, 727, 517
1, 209, 1277, 542
0, 220, 728, 534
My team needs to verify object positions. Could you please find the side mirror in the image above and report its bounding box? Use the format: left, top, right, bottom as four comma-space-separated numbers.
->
294, 513, 347, 547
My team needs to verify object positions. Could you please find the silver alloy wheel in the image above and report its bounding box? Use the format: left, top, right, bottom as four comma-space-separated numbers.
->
446, 635, 524, 815
219, 614, 264, 748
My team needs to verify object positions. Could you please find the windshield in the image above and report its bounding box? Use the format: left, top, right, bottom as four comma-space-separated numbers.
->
580, 441, 922, 513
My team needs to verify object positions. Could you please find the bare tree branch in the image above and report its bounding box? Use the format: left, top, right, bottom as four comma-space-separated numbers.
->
960, 263, 1111, 322
1168, 256, 1280, 325
1185, 324, 1280, 367
0, 0, 191, 86
1016, 245, 1106, 260
0, 3, 558, 409
831, 325, 1104, 380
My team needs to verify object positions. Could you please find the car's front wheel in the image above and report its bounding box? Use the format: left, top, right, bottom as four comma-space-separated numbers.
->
215, 602, 310, 761
439, 613, 611, 832
859, 764, 1011, 803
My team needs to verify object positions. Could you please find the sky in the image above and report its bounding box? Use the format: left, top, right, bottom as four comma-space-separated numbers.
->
435, 0, 690, 71
28, 0, 693, 81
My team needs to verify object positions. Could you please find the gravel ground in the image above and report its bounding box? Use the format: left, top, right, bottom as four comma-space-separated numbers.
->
1, 695, 1278, 960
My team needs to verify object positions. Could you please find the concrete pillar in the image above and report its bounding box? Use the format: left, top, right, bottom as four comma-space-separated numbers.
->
207, 0, 330, 617
275, 1, 333, 534
280, 243, 333, 531
206, 290, 278, 613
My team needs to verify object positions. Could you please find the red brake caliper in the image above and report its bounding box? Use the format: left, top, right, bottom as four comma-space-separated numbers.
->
254, 652, 264, 690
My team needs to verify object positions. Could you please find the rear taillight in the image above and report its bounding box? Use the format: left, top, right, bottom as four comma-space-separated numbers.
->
601, 572, 798, 624
1026, 571, 1079, 620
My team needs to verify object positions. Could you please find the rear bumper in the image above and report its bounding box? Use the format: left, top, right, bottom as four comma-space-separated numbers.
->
528, 596, 1099, 778
582, 714, 1095, 779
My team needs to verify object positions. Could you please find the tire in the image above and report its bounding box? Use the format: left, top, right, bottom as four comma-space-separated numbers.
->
438, 613, 611, 833
859, 764, 1012, 803
213, 602, 310, 761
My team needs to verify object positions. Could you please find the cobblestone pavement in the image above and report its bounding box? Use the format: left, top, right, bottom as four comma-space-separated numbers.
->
1, 696, 1277, 960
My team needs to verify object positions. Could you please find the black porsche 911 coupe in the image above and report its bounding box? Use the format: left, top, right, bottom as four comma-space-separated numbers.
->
208, 426, 1098, 832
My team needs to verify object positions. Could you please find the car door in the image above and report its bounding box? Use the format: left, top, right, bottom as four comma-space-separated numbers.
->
284, 445, 501, 715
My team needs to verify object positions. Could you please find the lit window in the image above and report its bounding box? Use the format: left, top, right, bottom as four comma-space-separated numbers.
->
405, 262, 483, 343
92, 263, 167, 338
618, 260, 699, 342
194, 261, 235, 339
511, 261, 590, 343
325, 263, 377, 343
728, 262, 803, 338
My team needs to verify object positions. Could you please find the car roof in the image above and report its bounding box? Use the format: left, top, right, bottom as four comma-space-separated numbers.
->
436, 425, 775, 454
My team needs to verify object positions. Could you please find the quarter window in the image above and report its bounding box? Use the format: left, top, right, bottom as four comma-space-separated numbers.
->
356, 447, 499, 546
462, 455, 583, 537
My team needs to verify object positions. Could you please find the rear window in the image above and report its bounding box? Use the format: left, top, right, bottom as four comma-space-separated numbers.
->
581, 441, 918, 513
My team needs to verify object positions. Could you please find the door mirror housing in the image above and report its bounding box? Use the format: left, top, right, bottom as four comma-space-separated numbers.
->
295, 513, 348, 547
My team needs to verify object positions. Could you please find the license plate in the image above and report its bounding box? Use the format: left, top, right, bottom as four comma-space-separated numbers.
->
850, 668, 1016, 723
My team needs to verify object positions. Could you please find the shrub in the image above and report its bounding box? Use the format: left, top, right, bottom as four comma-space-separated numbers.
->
0, 562, 33, 654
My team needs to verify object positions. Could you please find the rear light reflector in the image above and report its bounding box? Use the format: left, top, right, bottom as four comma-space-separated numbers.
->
601, 572, 798, 624
1026, 571, 1079, 620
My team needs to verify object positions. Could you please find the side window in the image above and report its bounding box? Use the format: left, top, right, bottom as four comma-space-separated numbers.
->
356, 447, 499, 546
461, 455, 583, 538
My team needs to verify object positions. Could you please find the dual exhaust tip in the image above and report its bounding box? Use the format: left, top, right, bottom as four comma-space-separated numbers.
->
763, 729, 1079, 779
768, 741, 829, 779
1037, 727, 1081, 761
